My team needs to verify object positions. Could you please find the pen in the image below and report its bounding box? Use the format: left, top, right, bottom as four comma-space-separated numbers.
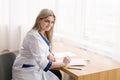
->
67, 67, 82, 70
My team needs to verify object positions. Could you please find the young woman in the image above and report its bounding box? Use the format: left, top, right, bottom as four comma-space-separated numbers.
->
12, 9, 71, 80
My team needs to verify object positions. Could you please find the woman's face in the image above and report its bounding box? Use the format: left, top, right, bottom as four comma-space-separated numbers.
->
39, 16, 55, 32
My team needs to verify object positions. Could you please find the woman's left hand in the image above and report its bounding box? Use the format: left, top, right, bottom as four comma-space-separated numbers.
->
47, 53, 56, 62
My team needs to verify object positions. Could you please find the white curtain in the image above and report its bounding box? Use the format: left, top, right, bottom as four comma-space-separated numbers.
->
0, 0, 9, 51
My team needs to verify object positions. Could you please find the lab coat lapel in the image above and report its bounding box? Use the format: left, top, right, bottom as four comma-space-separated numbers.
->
30, 30, 49, 51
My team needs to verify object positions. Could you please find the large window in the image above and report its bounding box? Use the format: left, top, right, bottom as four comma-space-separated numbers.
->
55, 0, 120, 61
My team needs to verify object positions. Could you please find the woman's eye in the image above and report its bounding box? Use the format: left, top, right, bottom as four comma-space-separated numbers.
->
50, 21, 55, 24
45, 20, 54, 24
44, 20, 49, 22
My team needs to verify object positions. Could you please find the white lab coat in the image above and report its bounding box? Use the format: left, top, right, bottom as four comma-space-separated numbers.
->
12, 30, 59, 80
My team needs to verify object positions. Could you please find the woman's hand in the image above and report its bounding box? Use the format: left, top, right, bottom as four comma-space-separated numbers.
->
63, 56, 71, 66
47, 53, 56, 62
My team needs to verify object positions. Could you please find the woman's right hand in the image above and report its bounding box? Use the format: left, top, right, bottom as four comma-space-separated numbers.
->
47, 53, 56, 62
63, 56, 71, 66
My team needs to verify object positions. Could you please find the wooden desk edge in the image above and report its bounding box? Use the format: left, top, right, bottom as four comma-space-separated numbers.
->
61, 67, 120, 80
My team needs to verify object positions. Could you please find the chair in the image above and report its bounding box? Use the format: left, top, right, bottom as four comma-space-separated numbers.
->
0, 52, 16, 80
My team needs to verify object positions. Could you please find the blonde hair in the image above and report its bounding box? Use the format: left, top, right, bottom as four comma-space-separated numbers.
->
32, 9, 55, 45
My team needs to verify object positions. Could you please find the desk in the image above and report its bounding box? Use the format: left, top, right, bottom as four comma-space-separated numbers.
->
53, 42, 120, 80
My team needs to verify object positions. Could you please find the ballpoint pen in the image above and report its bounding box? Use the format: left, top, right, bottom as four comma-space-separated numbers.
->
67, 67, 82, 70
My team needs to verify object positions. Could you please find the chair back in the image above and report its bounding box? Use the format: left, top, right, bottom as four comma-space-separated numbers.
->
0, 52, 16, 80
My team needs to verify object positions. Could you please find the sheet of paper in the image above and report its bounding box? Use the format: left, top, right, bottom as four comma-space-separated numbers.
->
68, 58, 87, 66
54, 52, 76, 58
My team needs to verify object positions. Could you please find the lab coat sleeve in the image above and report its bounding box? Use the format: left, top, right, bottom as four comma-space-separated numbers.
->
27, 34, 52, 72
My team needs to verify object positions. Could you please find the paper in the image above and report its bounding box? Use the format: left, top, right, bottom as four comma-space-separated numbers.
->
68, 58, 87, 66
54, 52, 76, 58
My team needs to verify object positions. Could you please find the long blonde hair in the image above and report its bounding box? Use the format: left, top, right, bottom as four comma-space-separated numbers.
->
32, 9, 56, 45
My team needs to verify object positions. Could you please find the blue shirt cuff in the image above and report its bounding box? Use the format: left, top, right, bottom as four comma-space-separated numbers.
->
44, 61, 52, 72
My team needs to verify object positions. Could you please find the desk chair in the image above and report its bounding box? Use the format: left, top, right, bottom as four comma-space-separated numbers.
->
0, 52, 16, 80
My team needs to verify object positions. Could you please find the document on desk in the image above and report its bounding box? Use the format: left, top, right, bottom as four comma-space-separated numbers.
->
68, 58, 87, 66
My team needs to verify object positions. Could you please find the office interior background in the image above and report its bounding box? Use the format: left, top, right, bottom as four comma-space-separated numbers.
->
0, 0, 120, 62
